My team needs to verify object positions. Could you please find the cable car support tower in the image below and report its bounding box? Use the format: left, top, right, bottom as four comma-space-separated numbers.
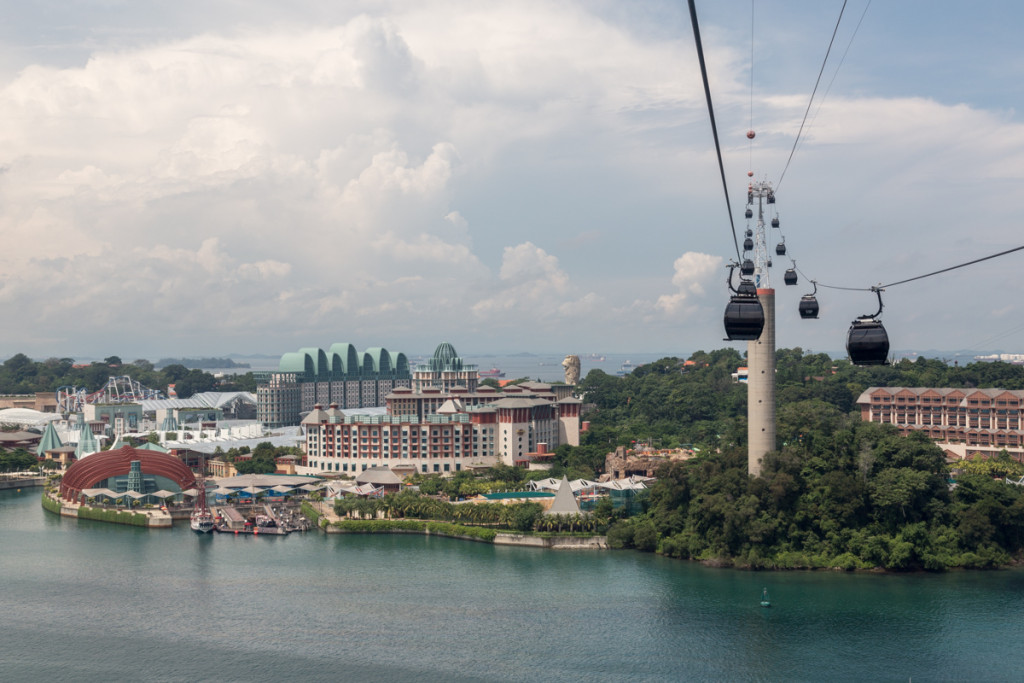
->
746, 179, 776, 476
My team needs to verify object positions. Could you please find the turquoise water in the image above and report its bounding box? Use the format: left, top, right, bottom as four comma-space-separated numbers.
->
2, 488, 1023, 682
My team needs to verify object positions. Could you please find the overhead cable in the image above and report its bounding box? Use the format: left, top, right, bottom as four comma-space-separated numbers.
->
797, 243, 1024, 293
880, 244, 1024, 288
776, 0, 849, 192
687, 0, 741, 261
806, 0, 872, 137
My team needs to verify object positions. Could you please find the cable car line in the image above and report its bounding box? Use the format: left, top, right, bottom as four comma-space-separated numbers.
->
796, 243, 1024, 294
878, 244, 1024, 288
776, 0, 849, 193
805, 1, 873, 141
968, 320, 1024, 354
687, 0, 742, 261
748, 0, 755, 173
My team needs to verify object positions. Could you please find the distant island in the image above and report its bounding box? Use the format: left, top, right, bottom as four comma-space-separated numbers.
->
155, 357, 250, 370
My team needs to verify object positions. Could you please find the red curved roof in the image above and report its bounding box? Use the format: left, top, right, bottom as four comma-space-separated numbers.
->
60, 445, 197, 501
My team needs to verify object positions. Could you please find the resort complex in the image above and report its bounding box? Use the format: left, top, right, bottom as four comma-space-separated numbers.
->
256, 343, 412, 427
857, 386, 1024, 460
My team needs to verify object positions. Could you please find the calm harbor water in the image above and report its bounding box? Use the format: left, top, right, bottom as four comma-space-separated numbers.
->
3, 487, 1023, 682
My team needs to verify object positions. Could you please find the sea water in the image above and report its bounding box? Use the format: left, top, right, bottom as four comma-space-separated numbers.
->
2, 488, 1022, 682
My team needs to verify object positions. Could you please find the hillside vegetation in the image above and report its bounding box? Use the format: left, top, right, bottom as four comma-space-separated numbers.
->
0, 354, 256, 398
575, 349, 1024, 570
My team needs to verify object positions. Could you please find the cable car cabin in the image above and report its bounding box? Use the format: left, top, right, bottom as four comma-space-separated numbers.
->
846, 318, 889, 365
775, 242, 786, 256
745, 208, 753, 219
767, 193, 775, 204
783, 269, 797, 285
771, 217, 779, 228
798, 295, 819, 319
766, 258, 772, 268
743, 237, 753, 251
745, 228, 753, 237
740, 259, 755, 276
724, 291, 764, 340
737, 280, 756, 296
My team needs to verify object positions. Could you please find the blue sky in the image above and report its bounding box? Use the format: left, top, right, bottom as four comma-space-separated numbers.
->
1, 0, 1023, 360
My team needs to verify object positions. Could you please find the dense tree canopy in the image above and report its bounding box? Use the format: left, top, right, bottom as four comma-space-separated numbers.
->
0, 354, 257, 398
575, 349, 1024, 455
568, 348, 1024, 570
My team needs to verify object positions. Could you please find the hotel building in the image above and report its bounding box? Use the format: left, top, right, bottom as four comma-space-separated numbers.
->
257, 343, 412, 428
857, 386, 1024, 460
302, 383, 582, 476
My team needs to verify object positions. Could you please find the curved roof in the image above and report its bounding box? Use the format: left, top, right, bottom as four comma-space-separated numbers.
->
278, 343, 412, 380
430, 342, 462, 372
138, 391, 256, 412
279, 351, 314, 377
0, 408, 62, 427
297, 347, 329, 378
392, 352, 410, 375
328, 343, 360, 376
60, 445, 197, 501
362, 347, 393, 375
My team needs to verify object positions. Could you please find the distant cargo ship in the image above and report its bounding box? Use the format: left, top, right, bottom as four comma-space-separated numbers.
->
479, 368, 506, 378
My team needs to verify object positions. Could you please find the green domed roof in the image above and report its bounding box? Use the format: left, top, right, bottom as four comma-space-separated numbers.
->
430, 342, 462, 372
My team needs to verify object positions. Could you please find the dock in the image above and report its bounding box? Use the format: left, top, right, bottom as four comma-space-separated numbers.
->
212, 502, 312, 535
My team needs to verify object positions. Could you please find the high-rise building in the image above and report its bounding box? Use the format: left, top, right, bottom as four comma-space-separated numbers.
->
257, 343, 412, 427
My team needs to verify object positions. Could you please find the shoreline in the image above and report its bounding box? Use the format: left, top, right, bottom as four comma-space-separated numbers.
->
34, 490, 1024, 568
0, 477, 45, 490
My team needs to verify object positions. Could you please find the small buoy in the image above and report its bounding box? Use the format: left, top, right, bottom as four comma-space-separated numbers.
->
234, 530, 238, 535
747, 130, 755, 139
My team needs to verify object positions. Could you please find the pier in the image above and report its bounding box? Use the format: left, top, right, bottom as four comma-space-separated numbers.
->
212, 503, 311, 535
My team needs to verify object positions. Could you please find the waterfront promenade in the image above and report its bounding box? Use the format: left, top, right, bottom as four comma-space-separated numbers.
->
312, 501, 608, 548
0, 475, 45, 490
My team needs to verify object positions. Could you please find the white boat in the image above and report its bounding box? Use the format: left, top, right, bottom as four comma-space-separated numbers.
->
191, 454, 215, 533
190, 511, 215, 533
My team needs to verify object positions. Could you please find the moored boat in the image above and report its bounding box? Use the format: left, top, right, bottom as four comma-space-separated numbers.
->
191, 454, 215, 533
191, 510, 215, 533
479, 368, 505, 378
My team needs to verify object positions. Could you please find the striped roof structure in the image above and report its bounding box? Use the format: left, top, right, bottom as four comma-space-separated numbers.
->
60, 445, 197, 502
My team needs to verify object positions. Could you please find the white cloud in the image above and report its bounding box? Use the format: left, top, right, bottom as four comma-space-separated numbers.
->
0, 2, 1021, 357
655, 252, 723, 315
472, 242, 597, 322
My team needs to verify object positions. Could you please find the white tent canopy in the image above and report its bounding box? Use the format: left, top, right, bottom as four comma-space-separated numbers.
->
81, 488, 118, 498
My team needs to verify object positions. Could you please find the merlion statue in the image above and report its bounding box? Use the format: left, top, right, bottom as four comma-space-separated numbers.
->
562, 354, 581, 385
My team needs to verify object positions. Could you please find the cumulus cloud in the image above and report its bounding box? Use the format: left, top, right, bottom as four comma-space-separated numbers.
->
469, 242, 604, 335
655, 252, 723, 315
0, 2, 1021, 357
